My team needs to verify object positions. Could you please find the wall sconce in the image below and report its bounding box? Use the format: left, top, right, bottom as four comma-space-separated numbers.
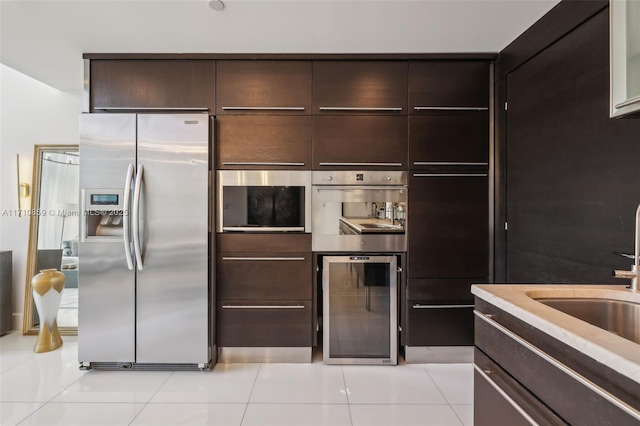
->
20, 183, 30, 198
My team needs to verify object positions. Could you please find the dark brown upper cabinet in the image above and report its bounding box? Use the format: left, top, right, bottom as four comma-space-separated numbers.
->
216, 61, 312, 115
313, 115, 408, 169
90, 60, 216, 112
216, 115, 312, 169
409, 61, 489, 112
409, 113, 489, 167
313, 61, 408, 115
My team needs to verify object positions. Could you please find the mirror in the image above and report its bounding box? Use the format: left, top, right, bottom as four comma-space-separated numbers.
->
23, 145, 79, 335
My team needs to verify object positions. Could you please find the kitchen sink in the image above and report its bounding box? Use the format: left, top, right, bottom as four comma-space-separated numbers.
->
536, 298, 640, 344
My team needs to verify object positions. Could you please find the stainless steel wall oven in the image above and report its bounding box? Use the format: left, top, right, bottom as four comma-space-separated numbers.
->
217, 170, 311, 233
311, 171, 408, 251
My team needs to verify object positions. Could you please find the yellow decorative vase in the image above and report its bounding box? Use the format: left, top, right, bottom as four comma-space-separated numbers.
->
31, 268, 65, 353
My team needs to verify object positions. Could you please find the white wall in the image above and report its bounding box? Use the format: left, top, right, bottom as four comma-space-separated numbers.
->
0, 64, 81, 330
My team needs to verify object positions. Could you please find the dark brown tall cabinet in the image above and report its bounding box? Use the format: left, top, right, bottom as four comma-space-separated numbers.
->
216, 61, 313, 169
312, 61, 408, 169
405, 61, 490, 361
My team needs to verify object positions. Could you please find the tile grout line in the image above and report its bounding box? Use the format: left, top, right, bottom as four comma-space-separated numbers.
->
239, 363, 262, 426
14, 356, 87, 426
127, 370, 176, 425
341, 366, 354, 426
422, 366, 466, 426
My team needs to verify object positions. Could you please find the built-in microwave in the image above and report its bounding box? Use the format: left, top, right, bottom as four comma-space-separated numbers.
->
216, 170, 312, 233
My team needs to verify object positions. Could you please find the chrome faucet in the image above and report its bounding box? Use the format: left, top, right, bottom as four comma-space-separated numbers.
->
613, 202, 640, 291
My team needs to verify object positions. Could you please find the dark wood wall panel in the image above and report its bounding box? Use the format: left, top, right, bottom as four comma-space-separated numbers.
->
496, 1, 607, 79
505, 9, 640, 283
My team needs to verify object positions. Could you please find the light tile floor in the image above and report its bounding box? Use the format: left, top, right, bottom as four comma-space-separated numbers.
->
0, 332, 473, 426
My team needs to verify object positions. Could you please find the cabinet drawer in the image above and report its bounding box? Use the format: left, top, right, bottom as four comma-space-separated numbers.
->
217, 300, 312, 347
406, 300, 474, 346
217, 254, 312, 299
313, 115, 408, 169
475, 310, 640, 425
313, 61, 408, 114
90, 60, 216, 111
475, 349, 566, 426
409, 61, 489, 111
216, 60, 312, 114
216, 115, 311, 169
409, 114, 489, 167
217, 233, 311, 253
407, 278, 486, 302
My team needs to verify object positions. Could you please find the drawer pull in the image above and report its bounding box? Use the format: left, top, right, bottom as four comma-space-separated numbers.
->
474, 310, 640, 422
222, 305, 305, 309
93, 107, 209, 112
319, 107, 403, 112
412, 304, 474, 309
318, 162, 403, 167
221, 106, 306, 111
221, 257, 306, 261
413, 173, 488, 177
414, 106, 488, 112
413, 162, 489, 166
221, 162, 305, 167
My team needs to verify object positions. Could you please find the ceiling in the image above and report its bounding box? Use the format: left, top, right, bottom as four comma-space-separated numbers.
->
0, 0, 560, 91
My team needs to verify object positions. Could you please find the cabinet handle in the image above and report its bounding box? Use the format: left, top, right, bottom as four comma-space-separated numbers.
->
221, 226, 306, 232
222, 304, 305, 309
473, 365, 539, 425
315, 185, 406, 191
474, 310, 640, 422
413, 106, 488, 111
221, 106, 306, 111
93, 107, 209, 112
615, 94, 640, 109
412, 173, 488, 177
221, 257, 306, 261
222, 161, 305, 167
318, 162, 403, 167
412, 304, 474, 309
319, 107, 403, 112
413, 162, 488, 166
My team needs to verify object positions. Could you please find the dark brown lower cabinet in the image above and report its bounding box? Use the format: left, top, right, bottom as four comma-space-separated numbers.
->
216, 233, 313, 348
217, 300, 312, 347
217, 253, 312, 300
474, 349, 566, 426
475, 298, 640, 426
406, 301, 473, 346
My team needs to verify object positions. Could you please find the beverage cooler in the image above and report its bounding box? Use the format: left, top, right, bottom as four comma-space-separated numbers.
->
322, 255, 398, 365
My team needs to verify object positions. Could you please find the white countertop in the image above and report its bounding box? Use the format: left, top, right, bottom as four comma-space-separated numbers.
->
471, 284, 640, 384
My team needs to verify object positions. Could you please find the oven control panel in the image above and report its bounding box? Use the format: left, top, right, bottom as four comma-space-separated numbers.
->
312, 171, 407, 185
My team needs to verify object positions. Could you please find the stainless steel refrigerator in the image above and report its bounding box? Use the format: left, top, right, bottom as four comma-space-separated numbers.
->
78, 113, 212, 370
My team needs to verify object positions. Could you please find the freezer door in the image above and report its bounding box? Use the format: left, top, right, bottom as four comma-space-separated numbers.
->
135, 114, 209, 364
78, 114, 136, 363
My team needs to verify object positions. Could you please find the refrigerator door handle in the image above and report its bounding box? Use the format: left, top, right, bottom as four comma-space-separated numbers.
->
133, 163, 144, 271
123, 164, 135, 271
